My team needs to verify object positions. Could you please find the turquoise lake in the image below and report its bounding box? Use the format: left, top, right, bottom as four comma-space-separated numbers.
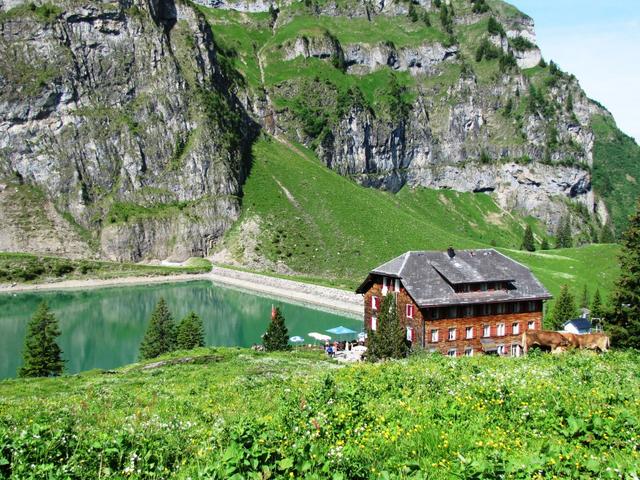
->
0, 280, 361, 379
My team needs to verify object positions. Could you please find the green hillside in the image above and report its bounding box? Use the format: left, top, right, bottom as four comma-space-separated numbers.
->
1, 348, 638, 478
219, 137, 619, 302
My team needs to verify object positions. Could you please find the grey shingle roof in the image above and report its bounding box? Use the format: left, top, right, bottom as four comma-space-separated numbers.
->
357, 249, 552, 307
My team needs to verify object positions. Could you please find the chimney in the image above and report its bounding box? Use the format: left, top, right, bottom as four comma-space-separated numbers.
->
447, 246, 455, 259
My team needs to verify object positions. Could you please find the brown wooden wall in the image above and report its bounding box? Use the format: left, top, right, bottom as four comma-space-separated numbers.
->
362, 276, 544, 356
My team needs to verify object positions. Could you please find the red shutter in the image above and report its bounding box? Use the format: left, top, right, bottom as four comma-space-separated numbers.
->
374, 297, 381, 310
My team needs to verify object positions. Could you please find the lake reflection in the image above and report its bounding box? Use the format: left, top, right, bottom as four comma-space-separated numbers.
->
0, 280, 361, 379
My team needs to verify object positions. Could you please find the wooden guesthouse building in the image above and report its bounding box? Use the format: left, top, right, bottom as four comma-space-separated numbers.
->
356, 248, 552, 357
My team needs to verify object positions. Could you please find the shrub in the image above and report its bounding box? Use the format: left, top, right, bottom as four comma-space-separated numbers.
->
471, 0, 490, 14
487, 17, 505, 37
509, 36, 535, 51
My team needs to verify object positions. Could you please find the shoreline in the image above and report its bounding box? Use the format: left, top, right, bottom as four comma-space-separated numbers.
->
0, 267, 364, 318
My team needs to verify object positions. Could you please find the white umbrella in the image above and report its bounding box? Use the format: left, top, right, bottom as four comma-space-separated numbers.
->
308, 332, 331, 342
290, 336, 305, 343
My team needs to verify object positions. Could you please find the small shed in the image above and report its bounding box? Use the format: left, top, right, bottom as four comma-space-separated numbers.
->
562, 318, 592, 335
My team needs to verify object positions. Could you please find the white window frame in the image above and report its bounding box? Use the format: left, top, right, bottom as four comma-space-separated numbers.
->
528, 321, 535, 330
371, 296, 378, 310
371, 316, 377, 331
465, 326, 474, 339
382, 277, 388, 295
497, 323, 505, 336
447, 349, 457, 357
497, 344, 505, 355
406, 327, 413, 342
431, 329, 439, 343
512, 322, 520, 335
483, 325, 490, 338
511, 344, 520, 357
464, 347, 473, 357
448, 327, 457, 341
406, 304, 414, 319
394, 278, 400, 292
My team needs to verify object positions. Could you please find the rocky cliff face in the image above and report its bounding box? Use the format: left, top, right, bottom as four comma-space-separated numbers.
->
0, 0, 255, 261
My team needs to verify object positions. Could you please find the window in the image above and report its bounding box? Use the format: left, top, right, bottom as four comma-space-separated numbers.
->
395, 279, 400, 292
528, 321, 535, 330
429, 308, 440, 320
513, 302, 521, 313
511, 344, 521, 357
465, 326, 474, 339
497, 323, 505, 336
463, 306, 473, 317
406, 327, 413, 342
406, 304, 414, 319
483, 325, 490, 337
371, 316, 377, 331
448, 327, 457, 341
480, 283, 488, 292
497, 344, 505, 355
448, 306, 457, 318
528, 301, 537, 312
431, 329, 439, 343
371, 296, 380, 310
512, 322, 520, 335
447, 349, 457, 357
476, 304, 489, 316
382, 277, 389, 294
496, 303, 506, 314
464, 347, 473, 357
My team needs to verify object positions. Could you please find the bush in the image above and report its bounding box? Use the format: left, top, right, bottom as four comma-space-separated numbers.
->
509, 36, 535, 51
487, 17, 505, 37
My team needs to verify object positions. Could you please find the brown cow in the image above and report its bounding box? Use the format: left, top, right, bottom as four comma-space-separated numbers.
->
522, 330, 572, 354
567, 332, 610, 352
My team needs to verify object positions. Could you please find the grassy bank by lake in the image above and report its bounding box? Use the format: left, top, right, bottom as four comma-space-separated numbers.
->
0, 252, 212, 285
1, 348, 638, 478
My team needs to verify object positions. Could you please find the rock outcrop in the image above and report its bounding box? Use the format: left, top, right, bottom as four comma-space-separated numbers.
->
0, 0, 255, 261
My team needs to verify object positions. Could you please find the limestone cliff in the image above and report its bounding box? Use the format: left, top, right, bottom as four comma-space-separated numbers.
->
0, 0, 255, 261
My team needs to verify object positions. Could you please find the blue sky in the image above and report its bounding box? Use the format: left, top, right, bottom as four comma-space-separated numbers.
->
509, 0, 640, 143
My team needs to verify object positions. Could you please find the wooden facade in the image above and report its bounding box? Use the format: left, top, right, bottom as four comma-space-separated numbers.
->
362, 274, 544, 356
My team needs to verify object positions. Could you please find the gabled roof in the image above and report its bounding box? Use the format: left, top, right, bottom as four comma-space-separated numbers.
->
357, 249, 552, 307
562, 318, 592, 331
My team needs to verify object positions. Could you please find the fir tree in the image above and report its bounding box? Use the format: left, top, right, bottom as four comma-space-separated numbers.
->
555, 216, 572, 249
176, 311, 205, 350
540, 238, 550, 250
139, 298, 176, 360
591, 288, 604, 320
521, 224, 535, 252
367, 294, 409, 361
607, 199, 640, 347
580, 284, 589, 309
600, 223, 616, 243
550, 285, 578, 330
263, 306, 290, 351
19, 302, 64, 377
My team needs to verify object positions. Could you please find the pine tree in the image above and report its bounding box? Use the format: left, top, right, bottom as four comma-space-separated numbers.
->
550, 285, 578, 330
176, 311, 205, 350
555, 216, 572, 249
367, 294, 409, 361
607, 199, 640, 347
139, 298, 176, 360
19, 302, 64, 377
591, 288, 604, 320
540, 238, 550, 250
263, 306, 290, 351
521, 224, 535, 252
580, 284, 589, 309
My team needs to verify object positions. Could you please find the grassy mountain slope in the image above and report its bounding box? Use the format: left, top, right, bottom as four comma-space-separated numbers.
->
218, 137, 619, 305
1, 348, 638, 478
592, 114, 640, 235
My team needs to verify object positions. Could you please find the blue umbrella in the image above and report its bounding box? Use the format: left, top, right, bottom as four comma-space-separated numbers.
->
326, 326, 357, 336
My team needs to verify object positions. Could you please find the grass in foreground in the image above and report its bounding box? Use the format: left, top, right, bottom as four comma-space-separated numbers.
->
0, 252, 212, 285
0, 348, 638, 478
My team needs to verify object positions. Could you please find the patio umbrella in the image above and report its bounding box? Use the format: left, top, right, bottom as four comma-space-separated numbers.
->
308, 332, 331, 343
326, 326, 357, 336
290, 336, 305, 343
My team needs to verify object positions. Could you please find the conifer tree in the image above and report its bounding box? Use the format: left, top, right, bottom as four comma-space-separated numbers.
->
367, 294, 409, 361
580, 284, 589, 309
555, 216, 572, 249
19, 302, 64, 377
139, 298, 176, 360
521, 224, 535, 252
263, 306, 290, 351
591, 288, 604, 320
607, 199, 640, 347
540, 238, 550, 250
550, 285, 578, 330
176, 311, 205, 350
600, 223, 616, 243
